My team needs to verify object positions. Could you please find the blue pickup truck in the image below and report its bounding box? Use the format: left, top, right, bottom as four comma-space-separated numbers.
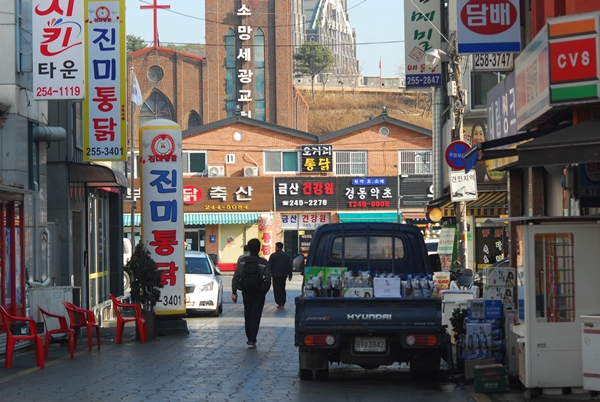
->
294, 222, 451, 380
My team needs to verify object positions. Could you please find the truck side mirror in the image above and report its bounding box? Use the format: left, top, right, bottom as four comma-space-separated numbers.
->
429, 253, 441, 271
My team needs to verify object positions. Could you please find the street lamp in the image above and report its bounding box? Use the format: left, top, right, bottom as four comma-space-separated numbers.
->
425, 42, 469, 272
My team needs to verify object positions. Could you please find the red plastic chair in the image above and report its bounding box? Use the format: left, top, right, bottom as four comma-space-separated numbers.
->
110, 294, 147, 344
37, 305, 75, 359
62, 301, 101, 351
0, 305, 44, 368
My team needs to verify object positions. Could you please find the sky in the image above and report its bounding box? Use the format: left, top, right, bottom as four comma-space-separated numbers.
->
125, 0, 405, 77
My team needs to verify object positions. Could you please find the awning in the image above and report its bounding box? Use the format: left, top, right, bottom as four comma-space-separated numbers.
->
515, 118, 600, 167
463, 123, 571, 172
69, 162, 128, 188
123, 212, 268, 227
428, 191, 507, 217
185, 212, 266, 225
337, 211, 400, 223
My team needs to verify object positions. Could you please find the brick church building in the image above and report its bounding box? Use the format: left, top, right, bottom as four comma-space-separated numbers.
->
124, 2, 436, 270
127, 1, 309, 134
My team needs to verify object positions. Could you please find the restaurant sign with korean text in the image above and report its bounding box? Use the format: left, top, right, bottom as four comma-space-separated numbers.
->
139, 119, 185, 315
33, 0, 85, 100
301, 145, 333, 173
457, 0, 521, 54
83, 0, 127, 162
275, 177, 398, 211
181, 177, 273, 212
404, 0, 442, 87
280, 213, 331, 230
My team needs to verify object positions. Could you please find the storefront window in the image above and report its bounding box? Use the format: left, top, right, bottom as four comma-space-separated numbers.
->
534, 233, 575, 323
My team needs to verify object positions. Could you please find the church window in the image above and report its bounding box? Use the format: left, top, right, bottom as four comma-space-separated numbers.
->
148, 66, 164, 83
254, 28, 265, 121
139, 90, 173, 126
187, 112, 200, 128
225, 28, 237, 117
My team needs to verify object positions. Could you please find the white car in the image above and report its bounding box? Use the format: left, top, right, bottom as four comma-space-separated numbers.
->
185, 251, 223, 317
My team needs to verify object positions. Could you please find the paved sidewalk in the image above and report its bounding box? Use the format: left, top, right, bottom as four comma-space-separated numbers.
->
0, 275, 596, 401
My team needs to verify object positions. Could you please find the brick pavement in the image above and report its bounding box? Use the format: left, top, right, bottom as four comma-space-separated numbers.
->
0, 275, 592, 401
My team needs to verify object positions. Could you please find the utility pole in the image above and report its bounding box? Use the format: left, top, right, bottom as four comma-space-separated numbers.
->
448, 38, 468, 271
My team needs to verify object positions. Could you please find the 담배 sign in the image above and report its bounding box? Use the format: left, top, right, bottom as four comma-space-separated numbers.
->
140, 119, 185, 315
457, 0, 521, 54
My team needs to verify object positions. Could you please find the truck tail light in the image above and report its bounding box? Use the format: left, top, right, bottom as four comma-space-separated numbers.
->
304, 334, 336, 346
405, 334, 438, 347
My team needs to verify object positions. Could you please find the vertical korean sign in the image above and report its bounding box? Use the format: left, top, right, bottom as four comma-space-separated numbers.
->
236, 3, 253, 117
404, 0, 442, 87
140, 119, 185, 315
84, 1, 127, 161
33, 0, 85, 99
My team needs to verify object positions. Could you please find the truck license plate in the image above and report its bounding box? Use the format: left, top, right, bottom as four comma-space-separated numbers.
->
354, 336, 386, 352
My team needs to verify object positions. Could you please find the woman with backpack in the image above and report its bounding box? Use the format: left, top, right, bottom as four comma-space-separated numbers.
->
231, 238, 272, 349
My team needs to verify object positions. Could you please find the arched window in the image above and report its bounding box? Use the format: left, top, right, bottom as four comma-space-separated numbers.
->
187, 112, 200, 129
225, 28, 236, 117
139, 90, 173, 126
254, 28, 265, 121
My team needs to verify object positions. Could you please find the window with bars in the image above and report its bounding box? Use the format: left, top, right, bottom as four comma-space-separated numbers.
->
334, 151, 367, 176
264, 151, 299, 173
398, 150, 432, 175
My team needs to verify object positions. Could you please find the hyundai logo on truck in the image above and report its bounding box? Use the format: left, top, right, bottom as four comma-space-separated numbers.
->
347, 313, 392, 320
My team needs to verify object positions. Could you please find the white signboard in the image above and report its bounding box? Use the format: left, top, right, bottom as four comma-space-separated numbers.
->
84, 0, 127, 161
437, 227, 456, 255
281, 213, 330, 230
457, 0, 521, 54
515, 25, 550, 130
140, 119, 185, 315
32, 0, 85, 99
404, 0, 442, 87
472, 53, 514, 71
450, 170, 478, 201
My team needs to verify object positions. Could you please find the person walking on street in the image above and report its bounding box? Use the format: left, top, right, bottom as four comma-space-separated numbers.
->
268, 242, 293, 309
231, 238, 271, 349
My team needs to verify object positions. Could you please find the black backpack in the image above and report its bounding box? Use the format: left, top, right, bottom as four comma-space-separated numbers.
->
239, 256, 264, 292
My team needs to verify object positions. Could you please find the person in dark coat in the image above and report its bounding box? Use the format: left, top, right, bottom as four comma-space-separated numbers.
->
231, 239, 271, 349
268, 242, 293, 309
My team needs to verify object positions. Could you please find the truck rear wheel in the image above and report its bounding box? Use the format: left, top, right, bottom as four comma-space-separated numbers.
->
299, 369, 313, 381
315, 367, 329, 380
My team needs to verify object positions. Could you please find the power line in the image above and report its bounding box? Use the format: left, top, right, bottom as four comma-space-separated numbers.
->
132, 0, 403, 45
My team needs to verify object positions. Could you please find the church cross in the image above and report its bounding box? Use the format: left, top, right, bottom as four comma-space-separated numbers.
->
140, 0, 171, 47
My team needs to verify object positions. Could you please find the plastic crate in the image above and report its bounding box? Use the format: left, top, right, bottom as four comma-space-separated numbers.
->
473, 364, 506, 393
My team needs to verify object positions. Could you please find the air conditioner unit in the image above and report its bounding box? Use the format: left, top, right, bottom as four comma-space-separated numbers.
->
208, 165, 225, 177
244, 166, 259, 177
